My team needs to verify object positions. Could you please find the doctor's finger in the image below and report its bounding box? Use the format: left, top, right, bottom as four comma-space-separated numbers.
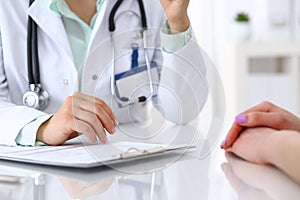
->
73, 108, 108, 140
77, 101, 116, 135
74, 93, 117, 124
72, 119, 98, 143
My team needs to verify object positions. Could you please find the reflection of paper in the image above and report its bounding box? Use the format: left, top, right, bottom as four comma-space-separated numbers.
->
0, 142, 175, 168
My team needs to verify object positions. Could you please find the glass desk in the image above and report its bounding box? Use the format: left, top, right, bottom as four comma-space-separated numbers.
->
0, 110, 299, 200
0, 137, 299, 199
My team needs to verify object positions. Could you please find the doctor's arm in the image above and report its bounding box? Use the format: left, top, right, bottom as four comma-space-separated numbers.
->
0, 43, 116, 146
157, 0, 208, 124
0, 31, 48, 146
160, 0, 190, 33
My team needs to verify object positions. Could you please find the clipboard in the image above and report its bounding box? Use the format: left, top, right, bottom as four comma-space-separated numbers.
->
0, 141, 195, 168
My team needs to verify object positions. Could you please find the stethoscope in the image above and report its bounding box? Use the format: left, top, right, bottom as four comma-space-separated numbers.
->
23, 0, 154, 110
23, 0, 50, 110
109, 0, 154, 107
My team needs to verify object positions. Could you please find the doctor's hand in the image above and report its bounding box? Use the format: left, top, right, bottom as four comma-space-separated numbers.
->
59, 176, 114, 199
160, 0, 190, 33
221, 101, 300, 149
36, 92, 117, 145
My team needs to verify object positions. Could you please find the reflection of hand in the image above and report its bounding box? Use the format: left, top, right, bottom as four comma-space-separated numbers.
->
59, 177, 114, 199
222, 152, 300, 200
160, 0, 190, 33
224, 128, 300, 183
222, 101, 300, 149
37, 92, 118, 145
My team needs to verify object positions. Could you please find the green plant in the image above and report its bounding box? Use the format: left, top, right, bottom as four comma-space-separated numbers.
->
235, 12, 250, 23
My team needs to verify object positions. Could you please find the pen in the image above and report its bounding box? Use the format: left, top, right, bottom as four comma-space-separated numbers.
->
0, 174, 27, 184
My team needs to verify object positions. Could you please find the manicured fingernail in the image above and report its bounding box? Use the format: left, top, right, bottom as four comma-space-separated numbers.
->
220, 140, 226, 149
235, 114, 247, 123
114, 119, 119, 126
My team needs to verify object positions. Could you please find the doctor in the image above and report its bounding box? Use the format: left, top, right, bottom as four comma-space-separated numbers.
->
0, 0, 207, 146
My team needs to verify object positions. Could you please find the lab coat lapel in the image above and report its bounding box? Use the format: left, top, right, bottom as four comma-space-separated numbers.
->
27, 0, 73, 63
87, 0, 110, 54
87, 0, 137, 56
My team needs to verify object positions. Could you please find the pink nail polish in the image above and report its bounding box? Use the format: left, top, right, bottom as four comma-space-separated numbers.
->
220, 140, 226, 149
235, 114, 247, 123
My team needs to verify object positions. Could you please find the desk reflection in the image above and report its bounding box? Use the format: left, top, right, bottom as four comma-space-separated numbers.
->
0, 123, 213, 199
222, 152, 300, 200
0, 149, 210, 199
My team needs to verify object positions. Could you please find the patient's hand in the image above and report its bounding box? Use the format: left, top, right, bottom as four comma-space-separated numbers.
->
221, 101, 300, 149
224, 128, 300, 183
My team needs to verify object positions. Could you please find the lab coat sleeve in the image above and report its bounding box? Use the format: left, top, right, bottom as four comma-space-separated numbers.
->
0, 31, 47, 146
15, 114, 52, 146
0, 106, 47, 147
160, 21, 192, 53
157, 27, 208, 124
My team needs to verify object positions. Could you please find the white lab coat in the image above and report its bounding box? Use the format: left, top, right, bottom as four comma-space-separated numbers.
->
0, 0, 208, 146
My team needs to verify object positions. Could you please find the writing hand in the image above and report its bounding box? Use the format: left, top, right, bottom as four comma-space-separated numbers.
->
37, 92, 117, 145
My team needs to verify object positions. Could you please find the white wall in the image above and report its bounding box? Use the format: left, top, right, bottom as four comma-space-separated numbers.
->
188, 0, 215, 60
189, 0, 300, 115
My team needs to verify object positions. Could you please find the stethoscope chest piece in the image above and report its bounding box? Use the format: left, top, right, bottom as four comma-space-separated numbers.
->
23, 84, 50, 110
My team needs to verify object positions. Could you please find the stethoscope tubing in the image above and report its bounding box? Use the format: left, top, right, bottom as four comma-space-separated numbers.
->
27, 0, 40, 86
109, 0, 154, 106
109, 0, 147, 31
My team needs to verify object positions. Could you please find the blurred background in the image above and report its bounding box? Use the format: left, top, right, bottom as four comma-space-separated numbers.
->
188, 0, 300, 119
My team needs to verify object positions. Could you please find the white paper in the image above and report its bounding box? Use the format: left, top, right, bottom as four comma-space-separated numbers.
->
0, 141, 170, 168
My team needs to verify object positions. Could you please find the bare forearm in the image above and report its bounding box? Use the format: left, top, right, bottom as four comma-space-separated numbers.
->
267, 131, 300, 183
